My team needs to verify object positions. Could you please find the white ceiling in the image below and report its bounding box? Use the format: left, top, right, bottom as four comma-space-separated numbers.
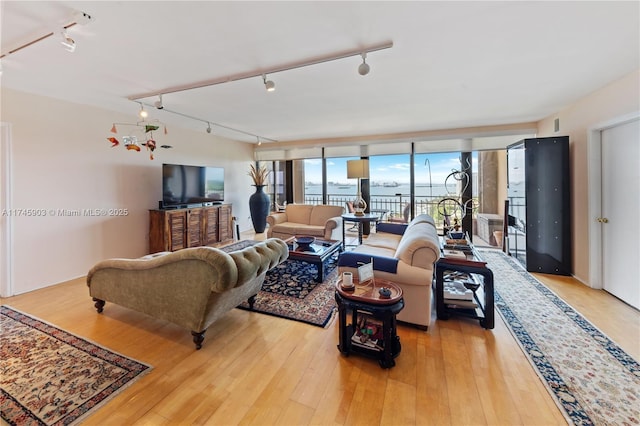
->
1, 1, 639, 144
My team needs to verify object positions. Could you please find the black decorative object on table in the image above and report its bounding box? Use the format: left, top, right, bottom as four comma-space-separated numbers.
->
249, 185, 270, 233
295, 236, 316, 250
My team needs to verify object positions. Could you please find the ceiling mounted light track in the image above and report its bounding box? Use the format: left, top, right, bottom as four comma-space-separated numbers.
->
0, 10, 93, 60
137, 101, 277, 144
127, 40, 393, 100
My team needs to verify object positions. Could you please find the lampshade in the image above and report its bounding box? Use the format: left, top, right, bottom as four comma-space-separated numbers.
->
347, 159, 369, 179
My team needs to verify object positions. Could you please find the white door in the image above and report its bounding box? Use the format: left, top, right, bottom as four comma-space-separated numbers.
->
601, 118, 640, 309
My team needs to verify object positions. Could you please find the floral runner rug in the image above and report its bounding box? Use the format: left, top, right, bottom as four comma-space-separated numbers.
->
479, 249, 640, 426
0, 306, 152, 426
237, 254, 338, 327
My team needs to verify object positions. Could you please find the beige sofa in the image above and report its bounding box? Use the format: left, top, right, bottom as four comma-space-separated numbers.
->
337, 214, 440, 329
267, 204, 345, 240
87, 238, 289, 349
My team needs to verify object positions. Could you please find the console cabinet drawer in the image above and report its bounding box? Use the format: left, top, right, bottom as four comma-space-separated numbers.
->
149, 204, 233, 253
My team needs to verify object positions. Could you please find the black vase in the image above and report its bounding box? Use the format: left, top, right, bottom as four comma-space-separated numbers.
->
249, 185, 270, 233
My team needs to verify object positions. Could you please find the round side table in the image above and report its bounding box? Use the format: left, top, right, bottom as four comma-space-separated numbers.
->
335, 279, 404, 368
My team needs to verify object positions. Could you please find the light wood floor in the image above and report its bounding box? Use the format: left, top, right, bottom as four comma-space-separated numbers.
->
2, 234, 638, 426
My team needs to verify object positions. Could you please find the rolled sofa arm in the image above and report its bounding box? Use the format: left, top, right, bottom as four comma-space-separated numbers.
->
266, 212, 287, 227
324, 216, 343, 239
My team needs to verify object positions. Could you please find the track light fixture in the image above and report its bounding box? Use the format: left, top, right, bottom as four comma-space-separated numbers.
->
60, 29, 76, 53
138, 103, 148, 119
256, 136, 262, 146
1, 10, 94, 60
206, 122, 212, 133
154, 94, 163, 109
358, 52, 370, 76
262, 74, 275, 92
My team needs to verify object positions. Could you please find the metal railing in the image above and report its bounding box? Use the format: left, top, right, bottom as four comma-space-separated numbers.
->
303, 192, 479, 231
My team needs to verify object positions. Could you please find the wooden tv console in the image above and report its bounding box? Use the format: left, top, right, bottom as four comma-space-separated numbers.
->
149, 204, 233, 253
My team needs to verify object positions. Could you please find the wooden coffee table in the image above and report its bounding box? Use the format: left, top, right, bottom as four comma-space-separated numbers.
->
335, 279, 404, 368
284, 237, 342, 282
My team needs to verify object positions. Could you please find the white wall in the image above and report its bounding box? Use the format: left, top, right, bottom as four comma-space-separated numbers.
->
1, 88, 255, 295
537, 69, 640, 284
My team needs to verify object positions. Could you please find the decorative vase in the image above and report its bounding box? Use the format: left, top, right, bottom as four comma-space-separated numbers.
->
249, 185, 270, 233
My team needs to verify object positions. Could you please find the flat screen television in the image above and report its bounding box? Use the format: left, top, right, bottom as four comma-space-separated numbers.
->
162, 163, 224, 208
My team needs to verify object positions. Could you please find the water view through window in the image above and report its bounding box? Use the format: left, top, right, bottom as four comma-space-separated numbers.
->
302, 152, 478, 222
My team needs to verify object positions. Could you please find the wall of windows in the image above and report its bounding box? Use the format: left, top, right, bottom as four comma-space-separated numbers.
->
257, 136, 521, 238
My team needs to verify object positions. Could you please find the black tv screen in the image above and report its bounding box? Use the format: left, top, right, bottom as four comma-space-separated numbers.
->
162, 164, 224, 207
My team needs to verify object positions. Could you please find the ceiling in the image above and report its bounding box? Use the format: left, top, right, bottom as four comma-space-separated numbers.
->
1, 1, 639, 144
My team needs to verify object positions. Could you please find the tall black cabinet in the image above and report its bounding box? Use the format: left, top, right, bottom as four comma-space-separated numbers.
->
506, 136, 571, 275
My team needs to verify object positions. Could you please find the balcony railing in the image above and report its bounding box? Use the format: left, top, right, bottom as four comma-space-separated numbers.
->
303, 193, 478, 231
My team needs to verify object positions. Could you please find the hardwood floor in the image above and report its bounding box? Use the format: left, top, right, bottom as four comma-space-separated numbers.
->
2, 236, 638, 425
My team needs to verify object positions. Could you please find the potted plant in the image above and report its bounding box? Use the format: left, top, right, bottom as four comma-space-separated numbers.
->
248, 164, 271, 233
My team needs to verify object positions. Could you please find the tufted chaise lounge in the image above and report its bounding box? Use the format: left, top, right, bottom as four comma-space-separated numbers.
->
87, 238, 289, 349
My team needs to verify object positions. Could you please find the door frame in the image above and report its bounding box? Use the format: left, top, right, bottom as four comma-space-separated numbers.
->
587, 111, 640, 289
1, 122, 13, 297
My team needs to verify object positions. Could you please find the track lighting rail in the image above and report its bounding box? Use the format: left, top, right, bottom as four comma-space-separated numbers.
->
127, 41, 393, 100
0, 23, 77, 59
139, 102, 278, 143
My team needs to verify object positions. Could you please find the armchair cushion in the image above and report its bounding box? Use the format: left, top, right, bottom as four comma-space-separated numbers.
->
375, 222, 408, 235
286, 204, 313, 224
337, 252, 399, 274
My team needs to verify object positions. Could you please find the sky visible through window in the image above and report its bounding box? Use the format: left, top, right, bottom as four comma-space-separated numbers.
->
303, 152, 477, 185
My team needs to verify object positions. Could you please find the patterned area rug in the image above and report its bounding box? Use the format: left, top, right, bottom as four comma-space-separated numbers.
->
0, 306, 152, 426
238, 254, 338, 327
479, 249, 640, 426
219, 239, 257, 252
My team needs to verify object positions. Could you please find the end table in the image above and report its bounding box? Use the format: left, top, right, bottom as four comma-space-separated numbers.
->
335, 279, 404, 368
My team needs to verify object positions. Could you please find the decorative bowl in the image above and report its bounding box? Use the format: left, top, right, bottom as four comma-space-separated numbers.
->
295, 236, 316, 246
449, 231, 465, 240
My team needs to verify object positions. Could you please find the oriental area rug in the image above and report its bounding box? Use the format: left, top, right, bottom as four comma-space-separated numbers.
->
237, 255, 338, 327
0, 306, 152, 426
479, 249, 640, 426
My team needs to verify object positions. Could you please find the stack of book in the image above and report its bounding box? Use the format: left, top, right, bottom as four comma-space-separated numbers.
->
351, 315, 384, 351
443, 280, 478, 308
443, 238, 473, 253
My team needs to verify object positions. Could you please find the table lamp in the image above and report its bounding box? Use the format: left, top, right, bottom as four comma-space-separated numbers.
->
347, 159, 369, 216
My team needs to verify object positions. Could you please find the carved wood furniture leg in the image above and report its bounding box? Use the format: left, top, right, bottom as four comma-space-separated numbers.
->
93, 298, 105, 313
248, 294, 257, 310
191, 330, 206, 350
